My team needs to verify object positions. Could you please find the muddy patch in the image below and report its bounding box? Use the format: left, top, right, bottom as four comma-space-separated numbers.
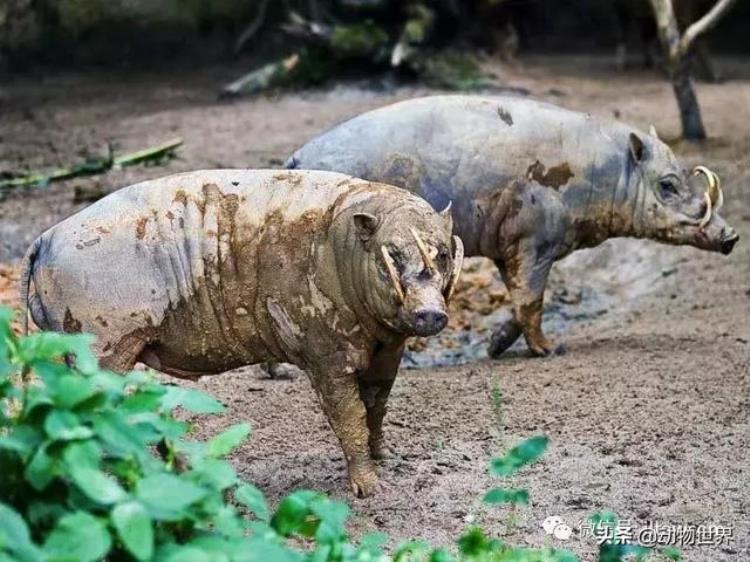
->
526, 161, 575, 189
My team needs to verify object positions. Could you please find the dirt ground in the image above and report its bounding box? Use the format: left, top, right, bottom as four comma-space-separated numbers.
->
1, 56, 748, 561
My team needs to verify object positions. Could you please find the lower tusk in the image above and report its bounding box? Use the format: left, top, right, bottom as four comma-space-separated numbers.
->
381, 245, 404, 303
699, 192, 712, 229
445, 235, 464, 300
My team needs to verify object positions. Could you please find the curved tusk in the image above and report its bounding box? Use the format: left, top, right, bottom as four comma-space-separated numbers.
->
410, 227, 436, 274
380, 245, 404, 304
711, 170, 723, 212
693, 166, 715, 193
699, 191, 712, 230
445, 235, 464, 300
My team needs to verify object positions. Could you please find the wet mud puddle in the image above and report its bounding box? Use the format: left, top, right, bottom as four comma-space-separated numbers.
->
403, 238, 680, 368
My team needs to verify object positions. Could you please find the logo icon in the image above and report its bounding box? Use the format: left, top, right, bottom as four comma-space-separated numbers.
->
542, 516, 572, 541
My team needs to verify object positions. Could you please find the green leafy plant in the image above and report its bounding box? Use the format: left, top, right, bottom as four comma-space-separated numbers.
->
0, 307, 678, 561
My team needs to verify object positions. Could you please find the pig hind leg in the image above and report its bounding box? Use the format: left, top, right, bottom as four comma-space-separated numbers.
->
97, 331, 148, 374
490, 238, 557, 358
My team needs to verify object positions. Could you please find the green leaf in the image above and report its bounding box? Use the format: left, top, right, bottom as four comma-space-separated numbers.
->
136, 473, 207, 519
164, 547, 229, 562
122, 388, 164, 413
62, 440, 101, 470
242, 536, 303, 562
160, 387, 224, 414
429, 549, 454, 562
19, 332, 97, 375
661, 547, 682, 561
190, 459, 237, 491
311, 498, 349, 544
206, 423, 250, 458
24, 443, 56, 491
0, 503, 43, 562
271, 490, 322, 537
482, 487, 530, 505
51, 375, 95, 409
235, 484, 269, 521
490, 435, 549, 476
112, 501, 154, 561
69, 465, 126, 505
44, 410, 93, 441
93, 411, 150, 458
213, 506, 244, 538
457, 528, 489, 557
43, 512, 111, 562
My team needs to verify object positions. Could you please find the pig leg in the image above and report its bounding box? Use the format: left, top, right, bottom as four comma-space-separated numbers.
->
490, 239, 557, 358
97, 331, 147, 374
359, 344, 403, 460
487, 288, 523, 358
310, 365, 378, 497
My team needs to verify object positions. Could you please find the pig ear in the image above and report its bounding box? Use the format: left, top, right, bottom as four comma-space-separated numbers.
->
353, 213, 380, 242
629, 132, 647, 164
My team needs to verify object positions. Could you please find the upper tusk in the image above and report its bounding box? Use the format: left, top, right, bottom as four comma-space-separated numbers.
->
410, 227, 436, 274
381, 245, 404, 303
699, 191, 712, 230
445, 235, 464, 300
711, 170, 723, 212
693, 166, 716, 193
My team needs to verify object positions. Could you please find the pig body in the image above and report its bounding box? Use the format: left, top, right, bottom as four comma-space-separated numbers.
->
21, 169, 462, 496
288, 95, 738, 357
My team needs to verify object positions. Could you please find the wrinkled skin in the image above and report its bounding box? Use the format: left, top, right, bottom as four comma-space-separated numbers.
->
20, 169, 461, 497
287, 95, 739, 358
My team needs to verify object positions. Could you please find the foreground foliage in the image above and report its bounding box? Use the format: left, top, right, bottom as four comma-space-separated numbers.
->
0, 307, 673, 561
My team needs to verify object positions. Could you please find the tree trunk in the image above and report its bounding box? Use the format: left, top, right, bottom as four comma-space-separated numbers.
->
670, 57, 706, 140
649, 0, 737, 140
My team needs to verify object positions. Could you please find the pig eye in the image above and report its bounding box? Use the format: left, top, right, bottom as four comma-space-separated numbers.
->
387, 246, 406, 272
436, 246, 450, 268
658, 176, 680, 200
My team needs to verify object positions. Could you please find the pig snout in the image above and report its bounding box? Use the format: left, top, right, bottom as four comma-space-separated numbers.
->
412, 308, 448, 336
719, 228, 740, 256
719, 227, 739, 255
698, 212, 739, 255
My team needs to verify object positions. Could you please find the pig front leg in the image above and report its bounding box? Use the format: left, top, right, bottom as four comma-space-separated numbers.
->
309, 363, 378, 497
490, 239, 558, 357
359, 343, 403, 460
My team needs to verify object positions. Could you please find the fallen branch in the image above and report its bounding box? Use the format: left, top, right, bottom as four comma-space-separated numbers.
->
113, 137, 183, 168
0, 138, 182, 191
220, 54, 300, 98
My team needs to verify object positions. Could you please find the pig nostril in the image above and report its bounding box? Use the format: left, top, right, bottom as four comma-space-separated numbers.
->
414, 310, 448, 335
720, 233, 739, 255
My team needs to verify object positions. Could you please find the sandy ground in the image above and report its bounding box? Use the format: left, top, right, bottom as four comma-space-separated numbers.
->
1, 56, 748, 561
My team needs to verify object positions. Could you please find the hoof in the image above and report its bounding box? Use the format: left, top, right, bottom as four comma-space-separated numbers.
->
369, 438, 393, 461
260, 362, 299, 380
488, 323, 522, 358
528, 338, 555, 358
348, 462, 379, 497
528, 347, 551, 358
